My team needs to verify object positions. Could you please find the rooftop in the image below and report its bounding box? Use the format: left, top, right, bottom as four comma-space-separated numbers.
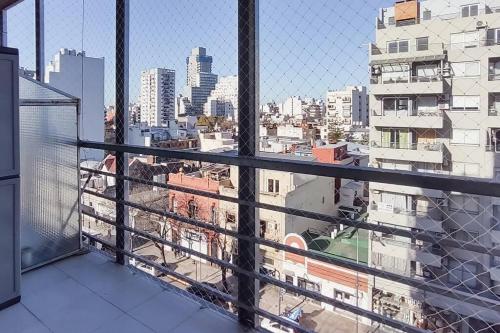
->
2, 251, 251, 333
304, 227, 369, 264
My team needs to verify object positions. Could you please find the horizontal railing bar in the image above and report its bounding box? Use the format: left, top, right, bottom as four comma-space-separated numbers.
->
78, 140, 500, 198
82, 232, 315, 333
80, 167, 500, 257
80, 195, 500, 312
20, 99, 79, 106
82, 220, 425, 333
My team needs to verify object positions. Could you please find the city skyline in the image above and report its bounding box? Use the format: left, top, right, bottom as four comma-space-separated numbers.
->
6, 0, 391, 106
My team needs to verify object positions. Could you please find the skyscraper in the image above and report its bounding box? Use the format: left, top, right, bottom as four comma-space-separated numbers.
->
368, 0, 500, 330
183, 47, 217, 116
45, 49, 105, 161
140, 68, 175, 127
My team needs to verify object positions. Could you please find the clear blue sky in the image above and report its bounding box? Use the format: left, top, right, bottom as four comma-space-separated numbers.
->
6, 0, 392, 106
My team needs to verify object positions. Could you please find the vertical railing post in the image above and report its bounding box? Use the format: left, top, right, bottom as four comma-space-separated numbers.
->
34, 0, 44, 81
237, 0, 259, 327
0, 10, 7, 47
115, 0, 129, 265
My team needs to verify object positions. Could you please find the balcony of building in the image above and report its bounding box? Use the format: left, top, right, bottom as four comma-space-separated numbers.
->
371, 236, 443, 268
370, 140, 443, 164
371, 108, 444, 129
370, 74, 444, 96
3, 1, 500, 333
369, 42, 445, 64
369, 203, 444, 233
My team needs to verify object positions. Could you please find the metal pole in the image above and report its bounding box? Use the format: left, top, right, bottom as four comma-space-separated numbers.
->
0, 10, 6, 47
237, 0, 259, 328
35, 0, 44, 81
115, 0, 129, 265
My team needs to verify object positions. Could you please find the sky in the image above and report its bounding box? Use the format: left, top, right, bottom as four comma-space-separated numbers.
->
6, 0, 393, 106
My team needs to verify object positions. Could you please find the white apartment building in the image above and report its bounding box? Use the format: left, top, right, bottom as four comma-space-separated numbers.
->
140, 68, 175, 127
279, 96, 304, 117
369, 1, 500, 331
326, 86, 368, 134
45, 49, 104, 161
203, 75, 238, 120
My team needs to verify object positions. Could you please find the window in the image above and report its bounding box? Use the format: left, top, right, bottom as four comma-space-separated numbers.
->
171, 196, 178, 213
387, 40, 409, 53
451, 96, 480, 111
416, 96, 437, 112
447, 228, 479, 242
451, 62, 480, 77
415, 64, 439, 78
423, 10, 432, 21
448, 258, 478, 288
381, 128, 412, 149
452, 162, 480, 177
382, 97, 410, 114
210, 205, 217, 224
226, 213, 236, 224
381, 64, 410, 83
451, 129, 480, 145
259, 220, 267, 238
448, 194, 480, 214
487, 28, 500, 45
451, 31, 479, 49
267, 179, 280, 193
461, 4, 479, 18
187, 200, 197, 219
416, 37, 429, 51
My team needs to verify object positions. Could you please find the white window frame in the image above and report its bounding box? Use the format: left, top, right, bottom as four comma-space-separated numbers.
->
451, 61, 480, 77
387, 40, 409, 54
448, 194, 480, 214
452, 162, 480, 177
461, 3, 479, 18
451, 95, 480, 111
451, 31, 479, 49
451, 128, 480, 146
416, 37, 429, 51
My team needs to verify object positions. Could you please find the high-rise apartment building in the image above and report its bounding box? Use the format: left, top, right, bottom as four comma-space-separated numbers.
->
183, 47, 217, 116
204, 75, 238, 120
45, 49, 104, 160
368, 0, 500, 331
140, 68, 175, 127
326, 86, 368, 133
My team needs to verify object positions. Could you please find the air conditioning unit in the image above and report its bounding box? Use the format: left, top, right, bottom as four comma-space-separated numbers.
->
476, 21, 487, 29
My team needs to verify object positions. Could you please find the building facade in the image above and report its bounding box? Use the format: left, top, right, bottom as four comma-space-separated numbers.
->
140, 68, 175, 127
204, 75, 238, 120
183, 47, 218, 116
326, 86, 368, 135
45, 48, 105, 160
368, 0, 500, 331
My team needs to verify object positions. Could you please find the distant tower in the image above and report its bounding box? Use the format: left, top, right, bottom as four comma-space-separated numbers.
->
183, 47, 217, 116
140, 68, 175, 127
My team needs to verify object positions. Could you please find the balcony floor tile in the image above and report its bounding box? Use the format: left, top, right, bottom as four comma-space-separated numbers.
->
0, 251, 251, 333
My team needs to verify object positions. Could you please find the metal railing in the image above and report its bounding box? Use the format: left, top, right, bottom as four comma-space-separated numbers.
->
370, 43, 444, 56
371, 109, 443, 117
79, 139, 500, 331
371, 75, 442, 85
371, 141, 443, 152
